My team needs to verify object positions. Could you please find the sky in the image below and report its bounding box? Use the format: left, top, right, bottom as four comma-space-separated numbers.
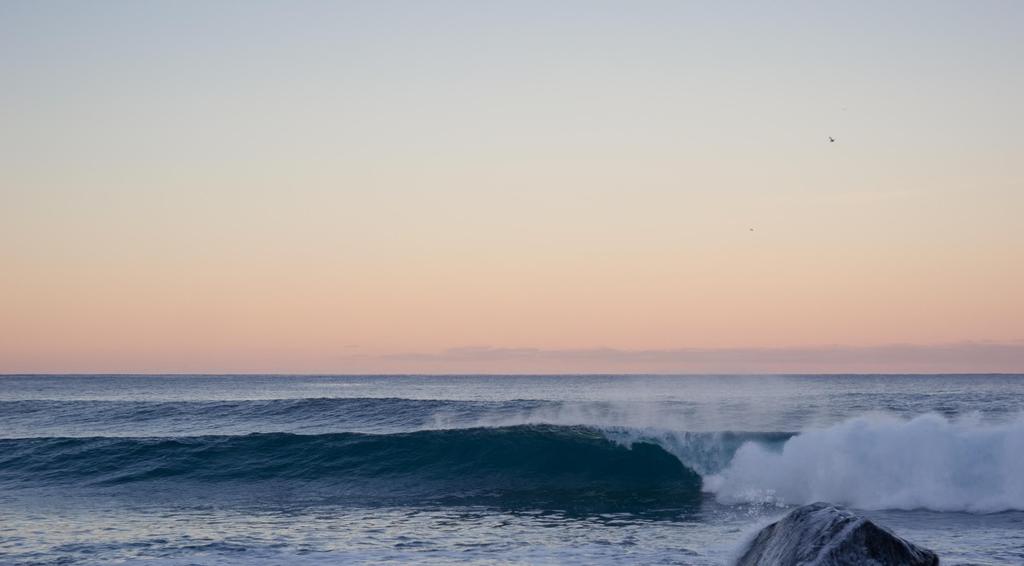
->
2, 1, 1023, 373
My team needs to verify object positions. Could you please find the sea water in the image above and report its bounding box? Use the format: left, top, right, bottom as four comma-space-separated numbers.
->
1, 374, 1022, 565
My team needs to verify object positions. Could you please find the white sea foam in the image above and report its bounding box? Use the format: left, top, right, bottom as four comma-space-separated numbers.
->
705, 413, 1024, 513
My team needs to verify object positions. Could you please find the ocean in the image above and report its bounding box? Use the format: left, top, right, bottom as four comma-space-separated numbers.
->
1, 374, 1022, 565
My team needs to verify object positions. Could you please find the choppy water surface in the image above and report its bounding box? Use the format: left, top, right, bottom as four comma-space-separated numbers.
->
1, 374, 1022, 564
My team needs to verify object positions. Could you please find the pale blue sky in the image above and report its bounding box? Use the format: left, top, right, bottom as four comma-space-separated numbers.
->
2, 1, 1022, 372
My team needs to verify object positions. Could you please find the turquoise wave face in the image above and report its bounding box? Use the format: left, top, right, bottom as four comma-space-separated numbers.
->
0, 425, 703, 511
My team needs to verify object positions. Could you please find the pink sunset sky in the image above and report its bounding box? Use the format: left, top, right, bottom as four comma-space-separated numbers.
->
2, 2, 1022, 373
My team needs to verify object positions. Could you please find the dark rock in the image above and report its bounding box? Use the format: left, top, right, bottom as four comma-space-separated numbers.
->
735, 502, 939, 566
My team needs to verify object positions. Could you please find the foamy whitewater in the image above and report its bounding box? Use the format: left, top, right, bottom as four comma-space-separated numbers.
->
1, 374, 1022, 565
708, 414, 1024, 513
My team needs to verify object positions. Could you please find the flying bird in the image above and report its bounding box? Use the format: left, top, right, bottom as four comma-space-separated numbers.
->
828, 136, 835, 143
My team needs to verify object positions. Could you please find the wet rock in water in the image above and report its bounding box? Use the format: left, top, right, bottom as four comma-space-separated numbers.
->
735, 502, 939, 566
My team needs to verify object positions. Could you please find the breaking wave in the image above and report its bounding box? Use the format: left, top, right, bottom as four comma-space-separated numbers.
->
3, 397, 1022, 513
706, 414, 1024, 513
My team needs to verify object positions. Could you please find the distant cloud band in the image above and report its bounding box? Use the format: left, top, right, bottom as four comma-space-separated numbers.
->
353, 341, 1024, 373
